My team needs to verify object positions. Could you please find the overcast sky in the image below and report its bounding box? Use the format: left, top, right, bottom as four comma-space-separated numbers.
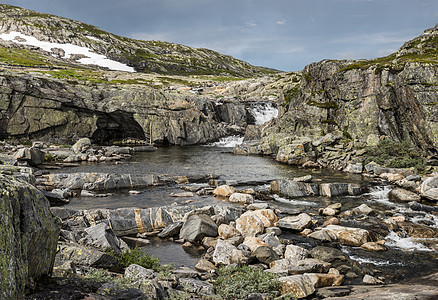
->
2, 0, 438, 71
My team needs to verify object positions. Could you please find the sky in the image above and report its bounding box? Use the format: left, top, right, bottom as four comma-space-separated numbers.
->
1, 0, 438, 71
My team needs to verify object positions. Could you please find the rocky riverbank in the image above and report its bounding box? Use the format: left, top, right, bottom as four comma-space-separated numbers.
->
1, 137, 436, 299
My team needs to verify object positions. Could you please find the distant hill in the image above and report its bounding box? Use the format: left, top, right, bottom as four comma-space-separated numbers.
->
0, 4, 276, 76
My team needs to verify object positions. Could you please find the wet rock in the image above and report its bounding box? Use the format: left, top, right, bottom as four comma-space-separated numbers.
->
170, 191, 194, 197
319, 183, 349, 197
270, 179, 319, 197
80, 222, 128, 254
179, 214, 218, 242
293, 175, 313, 182
213, 185, 236, 197
284, 245, 309, 260
361, 241, 387, 252
158, 222, 183, 238
363, 274, 384, 285
277, 213, 312, 232
309, 225, 372, 246
344, 162, 363, 174
218, 223, 241, 239
13, 146, 45, 166
279, 274, 316, 298
380, 173, 404, 182
72, 138, 92, 153
45, 172, 159, 191
0, 175, 60, 299
316, 286, 351, 298
352, 204, 374, 215
254, 246, 279, 264
388, 188, 421, 202
408, 201, 438, 213
323, 217, 341, 226
399, 222, 438, 238
212, 239, 246, 265
229, 192, 254, 204
422, 188, 438, 202
236, 211, 265, 237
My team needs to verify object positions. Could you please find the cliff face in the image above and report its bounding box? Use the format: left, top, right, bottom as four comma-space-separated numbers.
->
0, 70, 290, 145
261, 25, 438, 155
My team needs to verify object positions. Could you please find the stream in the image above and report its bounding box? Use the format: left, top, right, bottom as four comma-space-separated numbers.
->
56, 142, 438, 284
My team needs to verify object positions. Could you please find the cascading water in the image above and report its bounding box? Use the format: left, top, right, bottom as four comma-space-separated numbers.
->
251, 102, 278, 125
210, 135, 244, 147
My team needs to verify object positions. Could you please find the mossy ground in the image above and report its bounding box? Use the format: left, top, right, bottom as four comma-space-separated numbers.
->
363, 139, 426, 172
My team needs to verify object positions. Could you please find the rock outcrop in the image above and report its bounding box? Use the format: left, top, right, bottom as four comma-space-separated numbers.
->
0, 174, 60, 299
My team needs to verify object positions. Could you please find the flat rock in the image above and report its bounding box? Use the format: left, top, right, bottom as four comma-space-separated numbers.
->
389, 188, 421, 202
277, 213, 312, 231
229, 192, 254, 204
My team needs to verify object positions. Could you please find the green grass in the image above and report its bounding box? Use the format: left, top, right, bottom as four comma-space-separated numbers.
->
363, 139, 425, 172
307, 100, 338, 109
284, 86, 300, 106
107, 248, 166, 273
212, 265, 283, 300
0, 47, 51, 67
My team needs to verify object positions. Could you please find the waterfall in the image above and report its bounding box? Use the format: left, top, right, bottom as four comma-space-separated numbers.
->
251, 102, 278, 125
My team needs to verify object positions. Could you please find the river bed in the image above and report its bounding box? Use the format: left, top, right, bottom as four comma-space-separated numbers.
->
57, 144, 438, 283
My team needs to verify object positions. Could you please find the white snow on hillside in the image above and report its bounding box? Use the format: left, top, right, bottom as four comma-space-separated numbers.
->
0, 31, 135, 72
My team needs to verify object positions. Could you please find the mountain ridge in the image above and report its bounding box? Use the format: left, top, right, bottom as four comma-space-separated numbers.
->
0, 4, 276, 76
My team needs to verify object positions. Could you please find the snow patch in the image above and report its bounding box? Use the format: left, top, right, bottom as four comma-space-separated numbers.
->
86, 35, 107, 44
0, 31, 135, 72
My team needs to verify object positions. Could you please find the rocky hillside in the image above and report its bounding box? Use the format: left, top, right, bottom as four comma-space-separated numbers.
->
0, 4, 274, 76
240, 24, 438, 168
0, 5, 293, 145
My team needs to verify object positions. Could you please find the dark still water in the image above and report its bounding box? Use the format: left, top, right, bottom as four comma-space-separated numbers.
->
55, 145, 438, 278
59, 145, 365, 210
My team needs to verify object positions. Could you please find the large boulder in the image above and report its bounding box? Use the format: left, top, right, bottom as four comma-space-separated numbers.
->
235, 211, 265, 237
0, 175, 60, 299
270, 179, 319, 197
72, 138, 92, 153
388, 188, 421, 202
13, 147, 46, 166
279, 274, 316, 298
277, 213, 312, 232
179, 214, 218, 242
212, 239, 246, 265
309, 225, 372, 246
228, 192, 254, 204
80, 222, 128, 254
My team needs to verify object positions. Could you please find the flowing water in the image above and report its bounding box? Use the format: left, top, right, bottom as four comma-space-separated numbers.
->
58, 145, 438, 278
